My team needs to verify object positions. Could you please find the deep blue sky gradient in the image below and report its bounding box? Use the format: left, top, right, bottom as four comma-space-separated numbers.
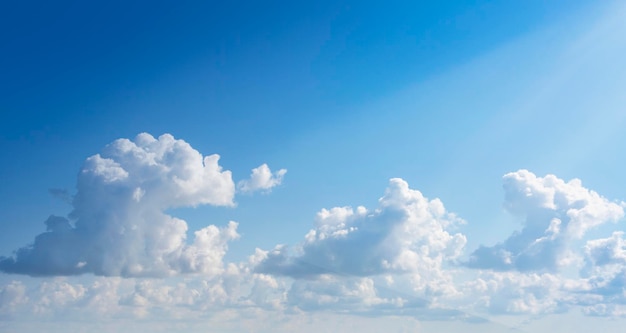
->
2, 0, 591, 141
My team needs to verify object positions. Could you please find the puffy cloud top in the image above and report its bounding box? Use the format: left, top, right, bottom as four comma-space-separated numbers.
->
0, 133, 244, 277
255, 178, 467, 278
80, 132, 235, 208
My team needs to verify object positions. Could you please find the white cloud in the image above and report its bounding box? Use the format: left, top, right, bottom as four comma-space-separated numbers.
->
286, 275, 405, 312
460, 272, 576, 316
584, 231, 626, 268
238, 163, 287, 193
467, 170, 624, 272
246, 170, 626, 320
33, 280, 77, 315
0, 265, 287, 322
119, 278, 229, 317
255, 178, 467, 279
582, 303, 626, 317
571, 233, 626, 316
0, 272, 470, 332
0, 281, 28, 319
0, 133, 240, 277
0, 277, 134, 320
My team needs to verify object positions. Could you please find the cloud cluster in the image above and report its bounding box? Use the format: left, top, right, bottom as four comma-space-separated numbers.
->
0, 133, 286, 277
467, 170, 624, 272
255, 178, 467, 278
5, 135, 626, 326
460, 272, 576, 316
0, 266, 286, 322
572, 232, 626, 317
0, 272, 472, 324
238, 163, 287, 194
286, 276, 405, 312
247, 170, 626, 320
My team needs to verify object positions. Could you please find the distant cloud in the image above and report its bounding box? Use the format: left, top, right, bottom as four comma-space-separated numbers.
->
0, 133, 242, 277
286, 275, 416, 312
255, 178, 466, 279
238, 163, 287, 194
461, 271, 575, 316
467, 170, 624, 272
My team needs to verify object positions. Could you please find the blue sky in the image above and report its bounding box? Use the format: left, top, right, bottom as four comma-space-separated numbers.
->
2, 1, 626, 332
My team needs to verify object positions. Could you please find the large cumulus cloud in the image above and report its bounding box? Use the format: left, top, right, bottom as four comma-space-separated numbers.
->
0, 133, 284, 277
255, 178, 467, 278
467, 170, 624, 272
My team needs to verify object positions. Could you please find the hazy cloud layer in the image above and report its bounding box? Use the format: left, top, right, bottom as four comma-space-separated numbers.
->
467, 170, 624, 272
0, 133, 286, 277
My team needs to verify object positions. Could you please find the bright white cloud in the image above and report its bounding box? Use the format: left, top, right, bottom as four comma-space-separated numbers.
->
467, 170, 624, 272
0, 133, 242, 277
238, 163, 287, 193
256, 178, 467, 279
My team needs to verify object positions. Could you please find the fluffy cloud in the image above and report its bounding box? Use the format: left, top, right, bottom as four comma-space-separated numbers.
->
459, 272, 577, 316
467, 170, 624, 272
573, 232, 626, 316
0, 281, 28, 319
286, 275, 411, 312
0, 277, 129, 320
459, 170, 626, 318
0, 272, 476, 323
584, 232, 626, 268
255, 178, 466, 278
0, 266, 285, 322
0, 133, 246, 277
238, 163, 287, 194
